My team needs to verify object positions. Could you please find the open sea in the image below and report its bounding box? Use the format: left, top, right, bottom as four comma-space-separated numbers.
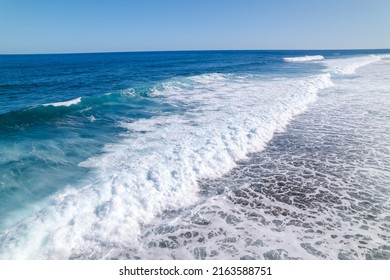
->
0, 50, 389, 259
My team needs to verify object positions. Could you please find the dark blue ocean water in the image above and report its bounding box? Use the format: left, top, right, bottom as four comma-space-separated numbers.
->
0, 50, 389, 259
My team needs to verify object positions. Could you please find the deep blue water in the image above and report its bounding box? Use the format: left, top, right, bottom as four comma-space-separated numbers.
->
0, 50, 389, 259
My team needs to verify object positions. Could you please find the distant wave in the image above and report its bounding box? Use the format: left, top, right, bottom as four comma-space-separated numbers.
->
283, 55, 325, 62
0, 97, 85, 127
0, 90, 162, 128
43, 97, 82, 107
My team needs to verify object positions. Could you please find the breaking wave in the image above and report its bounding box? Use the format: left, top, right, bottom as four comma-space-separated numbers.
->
0, 72, 333, 259
283, 55, 325, 62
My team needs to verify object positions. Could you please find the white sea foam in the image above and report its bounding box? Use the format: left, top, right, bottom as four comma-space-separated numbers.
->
139, 58, 390, 260
0, 72, 333, 259
324, 55, 381, 75
283, 55, 324, 62
43, 97, 81, 107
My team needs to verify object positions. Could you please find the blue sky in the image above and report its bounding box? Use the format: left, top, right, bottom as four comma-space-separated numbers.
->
1, 0, 389, 53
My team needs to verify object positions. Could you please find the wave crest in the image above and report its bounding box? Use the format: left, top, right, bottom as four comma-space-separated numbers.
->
283, 55, 325, 62
43, 97, 82, 107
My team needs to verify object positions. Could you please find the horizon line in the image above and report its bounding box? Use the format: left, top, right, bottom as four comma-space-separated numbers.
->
1, 47, 390, 56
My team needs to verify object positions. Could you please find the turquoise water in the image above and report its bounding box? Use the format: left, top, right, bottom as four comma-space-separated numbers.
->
0, 50, 389, 259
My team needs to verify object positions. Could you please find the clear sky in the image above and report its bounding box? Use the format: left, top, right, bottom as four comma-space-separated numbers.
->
1, 0, 389, 54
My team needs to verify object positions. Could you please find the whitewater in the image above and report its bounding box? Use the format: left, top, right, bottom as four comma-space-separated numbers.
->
0, 50, 389, 259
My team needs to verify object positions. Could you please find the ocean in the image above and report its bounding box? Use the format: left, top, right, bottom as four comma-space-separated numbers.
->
0, 50, 389, 259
